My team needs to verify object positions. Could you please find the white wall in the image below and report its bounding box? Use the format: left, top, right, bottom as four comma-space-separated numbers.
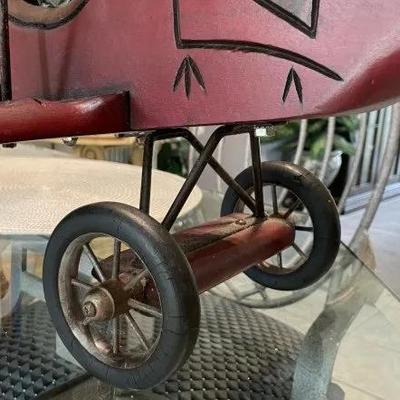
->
189, 126, 252, 193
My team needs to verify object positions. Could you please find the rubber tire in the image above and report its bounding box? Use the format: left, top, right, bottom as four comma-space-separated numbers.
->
221, 161, 341, 291
43, 202, 200, 390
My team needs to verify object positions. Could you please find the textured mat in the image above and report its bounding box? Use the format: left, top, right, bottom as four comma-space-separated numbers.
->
0, 294, 303, 400
113, 294, 304, 400
0, 300, 85, 400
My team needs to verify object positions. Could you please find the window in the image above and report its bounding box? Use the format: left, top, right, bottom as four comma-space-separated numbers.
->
9, 0, 88, 29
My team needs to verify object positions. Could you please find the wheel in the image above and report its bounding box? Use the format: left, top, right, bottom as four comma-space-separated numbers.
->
221, 161, 340, 291
43, 202, 200, 390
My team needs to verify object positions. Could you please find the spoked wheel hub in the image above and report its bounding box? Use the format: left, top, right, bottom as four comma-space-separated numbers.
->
81, 279, 132, 324
58, 236, 166, 368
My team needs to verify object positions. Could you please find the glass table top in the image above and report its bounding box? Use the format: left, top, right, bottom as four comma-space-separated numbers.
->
0, 197, 399, 400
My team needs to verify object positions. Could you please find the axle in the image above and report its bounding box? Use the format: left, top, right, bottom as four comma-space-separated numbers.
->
95, 213, 295, 318
174, 213, 294, 293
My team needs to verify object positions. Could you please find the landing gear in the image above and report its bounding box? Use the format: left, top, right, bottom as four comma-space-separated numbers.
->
43, 202, 200, 390
221, 161, 341, 291
42, 126, 341, 390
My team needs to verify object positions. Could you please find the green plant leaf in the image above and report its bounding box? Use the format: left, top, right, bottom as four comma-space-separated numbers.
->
310, 134, 327, 159
307, 119, 328, 135
261, 116, 359, 158
259, 122, 300, 143
333, 135, 356, 156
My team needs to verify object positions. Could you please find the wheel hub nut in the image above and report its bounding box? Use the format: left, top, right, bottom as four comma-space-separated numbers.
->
82, 301, 97, 318
81, 280, 132, 323
81, 285, 118, 322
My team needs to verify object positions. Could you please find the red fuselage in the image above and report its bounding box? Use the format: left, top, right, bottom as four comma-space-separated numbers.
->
4, 0, 400, 132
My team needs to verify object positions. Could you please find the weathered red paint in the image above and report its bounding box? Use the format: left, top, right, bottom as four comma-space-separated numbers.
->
185, 217, 294, 293
100, 214, 294, 298
3, 0, 400, 135
0, 92, 130, 143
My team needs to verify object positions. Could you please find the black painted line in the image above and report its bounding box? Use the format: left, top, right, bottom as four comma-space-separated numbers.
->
172, 0, 342, 82
292, 68, 303, 103
188, 56, 206, 90
282, 68, 294, 102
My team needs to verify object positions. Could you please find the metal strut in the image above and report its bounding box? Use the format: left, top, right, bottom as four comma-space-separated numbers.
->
138, 126, 258, 230
249, 130, 265, 218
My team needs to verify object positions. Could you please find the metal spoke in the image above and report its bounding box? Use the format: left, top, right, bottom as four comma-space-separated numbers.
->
238, 286, 265, 300
256, 285, 269, 301
271, 185, 279, 215
292, 243, 307, 260
277, 252, 283, 269
260, 260, 279, 270
84, 244, 106, 282
283, 198, 302, 219
90, 329, 112, 354
128, 299, 162, 319
295, 225, 314, 232
71, 278, 94, 291
225, 281, 243, 299
112, 239, 121, 279
112, 317, 120, 355
125, 312, 150, 351
123, 269, 148, 291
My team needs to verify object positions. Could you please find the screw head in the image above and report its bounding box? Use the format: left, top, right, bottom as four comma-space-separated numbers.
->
82, 301, 97, 318
62, 137, 78, 146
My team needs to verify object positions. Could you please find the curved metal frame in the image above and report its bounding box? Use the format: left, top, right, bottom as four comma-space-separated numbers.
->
350, 105, 400, 249
291, 103, 400, 400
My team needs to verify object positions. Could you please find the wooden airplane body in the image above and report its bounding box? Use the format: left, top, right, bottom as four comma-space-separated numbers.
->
6, 0, 400, 130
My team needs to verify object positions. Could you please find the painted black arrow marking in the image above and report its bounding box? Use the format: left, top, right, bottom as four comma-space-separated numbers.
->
173, 56, 206, 98
173, 0, 342, 82
282, 67, 303, 103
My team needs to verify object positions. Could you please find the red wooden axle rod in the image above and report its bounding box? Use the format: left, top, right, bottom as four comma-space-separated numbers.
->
100, 215, 295, 305
182, 216, 294, 293
138, 215, 295, 306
